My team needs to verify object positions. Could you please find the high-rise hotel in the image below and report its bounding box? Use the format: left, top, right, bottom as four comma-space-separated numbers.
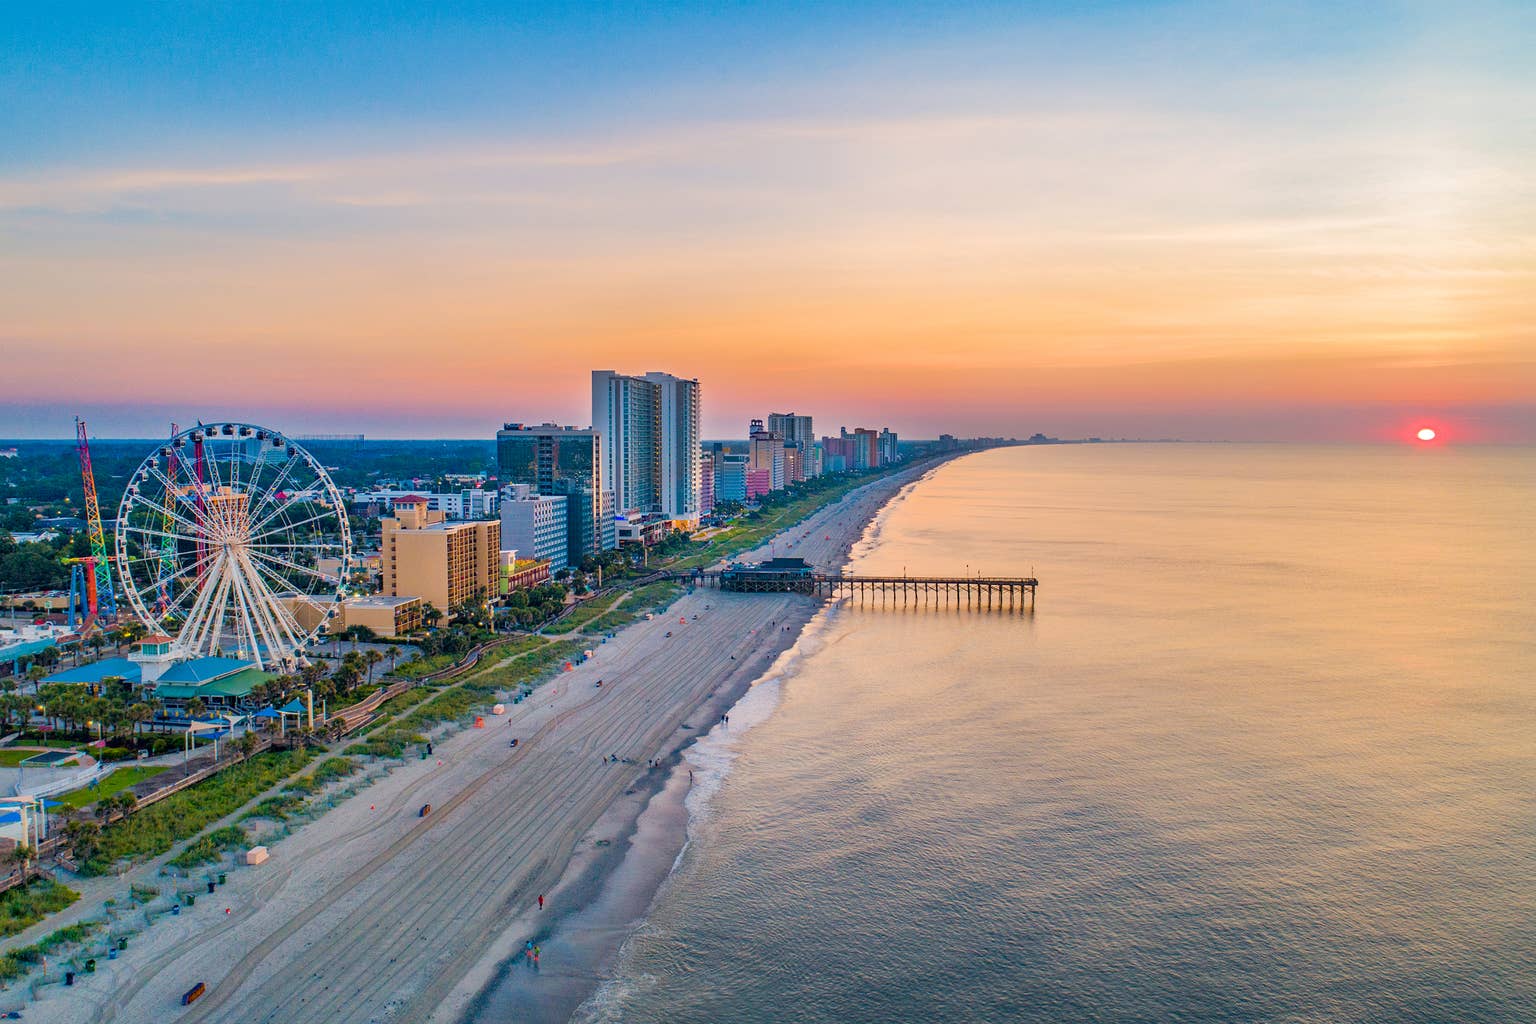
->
495, 422, 616, 564
591, 370, 702, 527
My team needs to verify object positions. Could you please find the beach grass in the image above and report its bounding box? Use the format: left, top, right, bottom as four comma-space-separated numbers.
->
78, 749, 313, 876
543, 591, 625, 634
0, 879, 79, 940
0, 919, 102, 982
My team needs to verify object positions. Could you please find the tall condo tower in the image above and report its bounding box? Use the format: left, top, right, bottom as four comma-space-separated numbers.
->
591, 370, 702, 525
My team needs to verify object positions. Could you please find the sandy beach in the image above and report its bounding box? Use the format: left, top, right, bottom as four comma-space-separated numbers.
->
25, 460, 945, 1024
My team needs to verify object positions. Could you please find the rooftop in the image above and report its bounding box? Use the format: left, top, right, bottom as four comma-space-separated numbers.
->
43, 656, 143, 685
158, 656, 253, 684
346, 594, 420, 609
155, 666, 275, 701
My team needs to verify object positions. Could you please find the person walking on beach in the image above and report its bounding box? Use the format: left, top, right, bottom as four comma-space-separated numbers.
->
538, 894, 544, 910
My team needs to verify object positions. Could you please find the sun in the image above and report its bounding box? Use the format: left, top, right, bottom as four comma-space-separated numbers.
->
1416, 427, 1437, 442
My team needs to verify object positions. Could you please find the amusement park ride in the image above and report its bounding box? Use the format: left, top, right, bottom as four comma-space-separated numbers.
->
56, 419, 351, 673
64, 417, 118, 632
114, 422, 352, 671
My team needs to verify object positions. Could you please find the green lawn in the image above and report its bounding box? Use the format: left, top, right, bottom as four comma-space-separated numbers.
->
54, 765, 168, 810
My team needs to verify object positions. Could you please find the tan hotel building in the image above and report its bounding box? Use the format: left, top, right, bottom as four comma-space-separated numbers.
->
381, 497, 500, 616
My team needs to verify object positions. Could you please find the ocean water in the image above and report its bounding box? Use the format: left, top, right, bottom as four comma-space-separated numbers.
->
577, 444, 1535, 1024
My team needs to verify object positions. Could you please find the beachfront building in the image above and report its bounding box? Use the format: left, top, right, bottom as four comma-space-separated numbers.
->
381, 497, 500, 617
496, 422, 615, 564
821, 435, 852, 473
499, 484, 569, 572
712, 450, 749, 504
784, 441, 806, 484
699, 453, 715, 516
616, 513, 669, 547
746, 468, 773, 502
152, 656, 274, 714
767, 413, 815, 476
591, 370, 702, 527
854, 428, 880, 469
748, 419, 786, 493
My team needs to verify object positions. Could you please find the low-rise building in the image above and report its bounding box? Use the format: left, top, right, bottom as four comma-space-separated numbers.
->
279, 593, 425, 638
500, 555, 552, 594
615, 512, 669, 547
381, 498, 500, 617
153, 656, 274, 713
336, 594, 424, 637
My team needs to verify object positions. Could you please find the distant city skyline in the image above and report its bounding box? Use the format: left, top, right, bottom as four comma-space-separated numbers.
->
3, 3, 1532, 443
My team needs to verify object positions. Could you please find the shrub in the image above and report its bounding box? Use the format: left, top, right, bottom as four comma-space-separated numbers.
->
78, 749, 312, 876
0, 879, 79, 939
169, 825, 248, 869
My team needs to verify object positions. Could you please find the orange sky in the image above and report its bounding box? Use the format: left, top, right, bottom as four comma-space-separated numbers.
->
2, 4, 1532, 440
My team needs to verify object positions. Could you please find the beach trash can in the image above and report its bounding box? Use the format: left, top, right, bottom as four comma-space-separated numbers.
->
185, 893, 195, 906
207, 881, 216, 894
118, 937, 127, 951
65, 971, 75, 986
108, 948, 117, 960
218, 872, 227, 885
171, 904, 181, 916
85, 958, 96, 973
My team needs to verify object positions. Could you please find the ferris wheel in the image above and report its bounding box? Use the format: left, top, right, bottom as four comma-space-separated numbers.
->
114, 423, 353, 671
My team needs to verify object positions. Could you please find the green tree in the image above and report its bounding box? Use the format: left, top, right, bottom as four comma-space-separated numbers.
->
8, 843, 35, 877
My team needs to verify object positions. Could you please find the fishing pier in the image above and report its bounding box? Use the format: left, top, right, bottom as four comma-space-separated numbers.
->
676, 558, 1037, 611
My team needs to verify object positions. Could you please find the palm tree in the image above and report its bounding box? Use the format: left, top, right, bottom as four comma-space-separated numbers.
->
186, 696, 207, 720
127, 701, 154, 740
364, 649, 383, 686
8, 844, 35, 878
301, 661, 327, 691
422, 605, 444, 630
62, 820, 100, 861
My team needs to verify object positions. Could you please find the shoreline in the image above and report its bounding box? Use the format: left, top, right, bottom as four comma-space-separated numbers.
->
442, 602, 818, 1024
21, 456, 961, 1024
448, 459, 942, 1023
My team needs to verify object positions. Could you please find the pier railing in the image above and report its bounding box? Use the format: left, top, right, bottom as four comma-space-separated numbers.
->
675, 571, 1037, 609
